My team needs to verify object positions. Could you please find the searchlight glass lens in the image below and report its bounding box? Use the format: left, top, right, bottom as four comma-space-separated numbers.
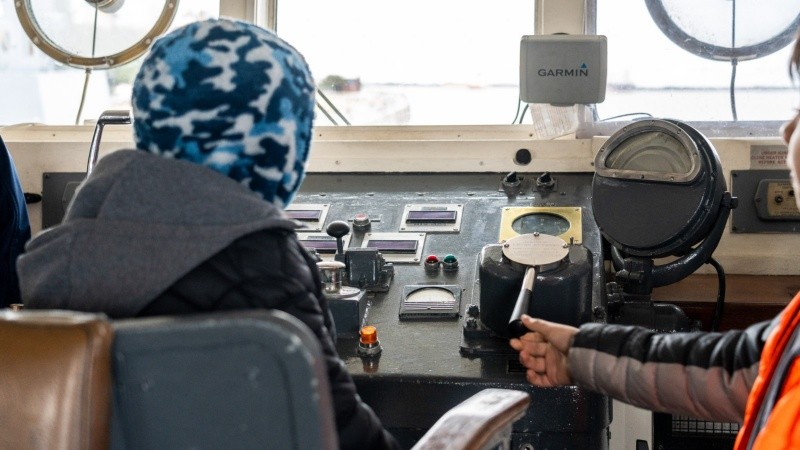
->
605, 131, 694, 175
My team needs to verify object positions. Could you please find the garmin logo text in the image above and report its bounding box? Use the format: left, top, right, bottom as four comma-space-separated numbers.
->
538, 63, 589, 77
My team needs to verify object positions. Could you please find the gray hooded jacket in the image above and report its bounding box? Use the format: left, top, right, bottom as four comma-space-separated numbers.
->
18, 150, 299, 316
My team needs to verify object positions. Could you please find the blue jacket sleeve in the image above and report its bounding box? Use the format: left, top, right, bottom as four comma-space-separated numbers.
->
0, 136, 31, 307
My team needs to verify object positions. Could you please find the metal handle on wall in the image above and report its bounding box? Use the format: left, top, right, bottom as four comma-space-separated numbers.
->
87, 110, 131, 176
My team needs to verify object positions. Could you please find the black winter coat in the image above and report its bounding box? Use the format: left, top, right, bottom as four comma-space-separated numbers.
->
139, 228, 401, 450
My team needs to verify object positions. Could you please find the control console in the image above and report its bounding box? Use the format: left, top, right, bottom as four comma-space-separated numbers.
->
293, 171, 610, 449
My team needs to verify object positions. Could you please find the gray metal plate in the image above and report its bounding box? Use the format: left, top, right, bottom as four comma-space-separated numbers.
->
42, 172, 85, 229
361, 232, 425, 264
399, 284, 461, 320
399, 203, 464, 233
297, 233, 351, 261
731, 170, 800, 233
286, 203, 330, 232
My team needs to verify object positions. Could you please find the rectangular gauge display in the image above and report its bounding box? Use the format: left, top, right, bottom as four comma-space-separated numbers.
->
365, 239, 419, 253
287, 210, 322, 221
406, 210, 458, 223
300, 239, 338, 253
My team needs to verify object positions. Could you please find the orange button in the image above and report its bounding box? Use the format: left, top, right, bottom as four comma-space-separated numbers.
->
360, 326, 378, 345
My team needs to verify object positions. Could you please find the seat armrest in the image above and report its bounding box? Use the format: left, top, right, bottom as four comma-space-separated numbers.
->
412, 388, 530, 450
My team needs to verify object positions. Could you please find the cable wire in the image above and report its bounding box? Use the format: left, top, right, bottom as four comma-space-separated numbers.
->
599, 112, 653, 122
730, 59, 738, 121
75, 3, 99, 125
511, 98, 523, 124
517, 103, 529, 124
729, 0, 738, 121
75, 68, 93, 125
706, 257, 727, 332
91, 2, 98, 57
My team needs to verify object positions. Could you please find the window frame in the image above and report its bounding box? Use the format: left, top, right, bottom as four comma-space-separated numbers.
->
4, 0, 783, 137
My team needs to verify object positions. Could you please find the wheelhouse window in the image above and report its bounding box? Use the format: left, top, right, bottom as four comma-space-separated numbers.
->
276, 0, 535, 126
4, 0, 799, 130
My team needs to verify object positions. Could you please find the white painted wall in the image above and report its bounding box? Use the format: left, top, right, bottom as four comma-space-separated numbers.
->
610, 401, 652, 450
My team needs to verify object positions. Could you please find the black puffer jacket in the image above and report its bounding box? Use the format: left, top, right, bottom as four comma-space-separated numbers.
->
568, 320, 773, 422
140, 228, 401, 450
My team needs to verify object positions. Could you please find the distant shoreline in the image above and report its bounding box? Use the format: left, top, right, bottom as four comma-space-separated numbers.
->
341, 82, 796, 92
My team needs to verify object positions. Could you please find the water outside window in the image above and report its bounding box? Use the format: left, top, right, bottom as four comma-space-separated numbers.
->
277, 0, 535, 126
3, 0, 798, 127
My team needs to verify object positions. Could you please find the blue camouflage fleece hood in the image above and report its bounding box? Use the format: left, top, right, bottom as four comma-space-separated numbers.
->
132, 18, 315, 208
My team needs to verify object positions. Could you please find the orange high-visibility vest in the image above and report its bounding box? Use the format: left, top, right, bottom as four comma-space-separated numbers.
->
736, 291, 800, 449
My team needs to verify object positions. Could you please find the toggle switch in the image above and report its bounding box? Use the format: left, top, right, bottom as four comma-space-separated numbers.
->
501, 171, 522, 197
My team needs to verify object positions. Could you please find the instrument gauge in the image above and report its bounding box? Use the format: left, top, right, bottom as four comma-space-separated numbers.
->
511, 213, 571, 237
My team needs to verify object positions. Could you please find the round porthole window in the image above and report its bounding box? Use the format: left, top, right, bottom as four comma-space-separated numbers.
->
645, 0, 800, 61
15, 0, 179, 69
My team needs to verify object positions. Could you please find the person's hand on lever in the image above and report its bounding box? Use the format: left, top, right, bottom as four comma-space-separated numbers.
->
509, 314, 579, 387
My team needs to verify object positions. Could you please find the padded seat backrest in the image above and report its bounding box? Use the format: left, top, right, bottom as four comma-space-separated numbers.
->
109, 310, 338, 450
0, 310, 113, 450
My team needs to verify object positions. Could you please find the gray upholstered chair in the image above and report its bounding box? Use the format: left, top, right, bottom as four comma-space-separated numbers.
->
109, 310, 339, 450
108, 310, 530, 450
2, 308, 529, 450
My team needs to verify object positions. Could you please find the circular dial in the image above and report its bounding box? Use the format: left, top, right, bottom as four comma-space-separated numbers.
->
511, 213, 571, 237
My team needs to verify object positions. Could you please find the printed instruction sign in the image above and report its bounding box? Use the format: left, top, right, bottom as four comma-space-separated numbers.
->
751, 145, 788, 169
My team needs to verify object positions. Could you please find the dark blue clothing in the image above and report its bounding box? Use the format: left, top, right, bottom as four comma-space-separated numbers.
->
0, 136, 30, 308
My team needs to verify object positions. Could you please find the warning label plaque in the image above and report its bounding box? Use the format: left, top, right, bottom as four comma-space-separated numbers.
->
751, 145, 788, 169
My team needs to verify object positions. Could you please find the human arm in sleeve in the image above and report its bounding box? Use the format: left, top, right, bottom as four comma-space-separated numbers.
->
511, 314, 770, 423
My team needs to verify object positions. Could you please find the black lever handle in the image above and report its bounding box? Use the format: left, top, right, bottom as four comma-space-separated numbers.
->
508, 266, 536, 338
326, 220, 350, 257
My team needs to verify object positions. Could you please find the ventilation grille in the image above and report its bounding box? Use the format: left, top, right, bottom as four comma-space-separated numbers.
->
671, 416, 740, 436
